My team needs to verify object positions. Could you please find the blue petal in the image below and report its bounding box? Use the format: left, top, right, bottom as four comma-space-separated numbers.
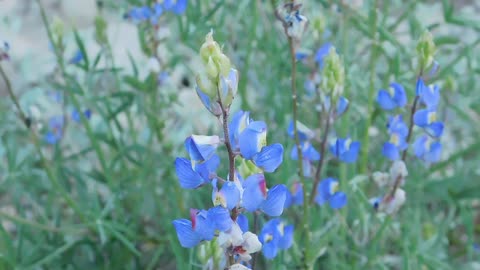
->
304, 142, 321, 161
194, 154, 220, 181
329, 192, 347, 209
315, 43, 332, 68
387, 115, 408, 137
236, 214, 249, 233
413, 109, 430, 127
220, 181, 241, 210
426, 122, 444, 138
261, 184, 287, 216
336, 96, 349, 116
196, 86, 221, 115
239, 121, 266, 159
278, 225, 294, 249
382, 142, 400, 160
420, 84, 440, 109
194, 210, 215, 241
283, 189, 293, 208
413, 136, 427, 158
242, 174, 266, 212
376, 89, 396, 110
315, 178, 336, 205
262, 240, 278, 259
174, 158, 205, 189
425, 141, 442, 163
48, 115, 64, 129
172, 219, 201, 248
229, 110, 250, 150
340, 141, 360, 163
253, 143, 284, 173
292, 182, 304, 206
184, 135, 219, 162
69, 50, 84, 64
390, 82, 407, 107
44, 132, 60, 145
207, 206, 232, 232
416, 78, 426, 96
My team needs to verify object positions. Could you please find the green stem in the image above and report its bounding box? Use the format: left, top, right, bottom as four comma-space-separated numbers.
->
35, 0, 114, 188
0, 64, 86, 222
360, 0, 380, 173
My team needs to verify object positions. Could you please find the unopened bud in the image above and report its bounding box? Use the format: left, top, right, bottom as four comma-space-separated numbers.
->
200, 31, 222, 63
94, 15, 108, 45
206, 56, 219, 80
311, 14, 327, 38
416, 30, 436, 72
321, 47, 345, 101
238, 159, 262, 179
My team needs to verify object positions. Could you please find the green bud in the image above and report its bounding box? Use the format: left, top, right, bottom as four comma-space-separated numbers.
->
422, 222, 436, 240
206, 56, 219, 80
416, 30, 436, 72
444, 75, 456, 92
94, 15, 108, 45
238, 159, 262, 179
196, 73, 217, 98
321, 47, 345, 101
218, 68, 238, 108
51, 17, 65, 42
199, 31, 222, 64
311, 14, 327, 38
216, 53, 231, 77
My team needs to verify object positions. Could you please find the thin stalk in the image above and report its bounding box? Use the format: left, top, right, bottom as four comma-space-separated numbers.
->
35, 0, 114, 188
360, 0, 379, 173
310, 106, 333, 205
0, 64, 86, 222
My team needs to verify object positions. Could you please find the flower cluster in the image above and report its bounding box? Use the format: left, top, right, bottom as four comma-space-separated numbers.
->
286, 43, 359, 210
0, 41, 9, 61
369, 160, 408, 214
173, 32, 292, 268
125, 0, 187, 25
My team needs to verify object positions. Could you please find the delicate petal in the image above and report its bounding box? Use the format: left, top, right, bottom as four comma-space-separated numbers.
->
426, 122, 444, 138
261, 184, 287, 216
382, 142, 400, 160
242, 231, 262, 254
262, 240, 278, 259
229, 110, 251, 150
239, 121, 267, 159
340, 141, 360, 163
184, 135, 220, 162
69, 50, 84, 64
413, 109, 431, 127
195, 210, 215, 240
315, 178, 336, 205
413, 136, 427, 158
242, 174, 266, 212
220, 181, 241, 210
207, 206, 232, 232
172, 219, 201, 248
278, 225, 294, 249
194, 154, 220, 181
304, 142, 321, 161
287, 120, 314, 142
175, 158, 205, 189
390, 82, 407, 107
236, 214, 249, 233
329, 192, 347, 209
196, 86, 221, 116
253, 143, 284, 172
336, 96, 349, 116
425, 141, 442, 163
315, 43, 332, 68
44, 132, 60, 144
376, 89, 396, 110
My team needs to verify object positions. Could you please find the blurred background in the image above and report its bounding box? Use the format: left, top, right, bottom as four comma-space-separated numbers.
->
0, 0, 479, 269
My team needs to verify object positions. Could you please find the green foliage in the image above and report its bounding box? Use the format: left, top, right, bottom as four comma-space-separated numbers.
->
0, 0, 479, 269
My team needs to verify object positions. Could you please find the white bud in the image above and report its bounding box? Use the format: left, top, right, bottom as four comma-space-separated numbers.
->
372, 171, 389, 188
389, 160, 408, 186
147, 57, 161, 74
381, 188, 406, 215
229, 264, 250, 270
242, 232, 262, 254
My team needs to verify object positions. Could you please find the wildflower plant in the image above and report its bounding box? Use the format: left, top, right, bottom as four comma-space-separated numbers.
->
172, 32, 290, 269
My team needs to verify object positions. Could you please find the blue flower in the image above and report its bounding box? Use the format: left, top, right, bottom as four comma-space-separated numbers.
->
290, 141, 320, 177
252, 143, 284, 173
212, 179, 241, 210
413, 109, 443, 137
71, 109, 92, 122
195, 86, 222, 116
229, 111, 251, 150
69, 50, 84, 65
239, 121, 267, 159
242, 174, 287, 216
376, 82, 407, 110
172, 207, 232, 248
322, 95, 349, 116
163, 0, 188, 15
329, 137, 360, 163
259, 218, 294, 259
174, 154, 220, 189
315, 43, 332, 68
295, 51, 309, 61
287, 120, 314, 143
184, 135, 220, 164
315, 178, 347, 209
284, 182, 303, 207
382, 115, 408, 160
413, 135, 442, 163
44, 116, 64, 144
416, 78, 440, 109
